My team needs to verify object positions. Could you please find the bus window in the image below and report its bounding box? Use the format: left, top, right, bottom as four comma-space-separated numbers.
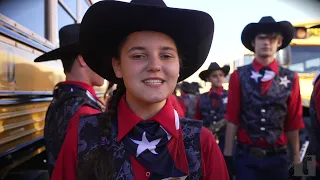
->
289, 46, 320, 73
57, 4, 75, 42
289, 62, 305, 72
81, 0, 90, 17
63, 0, 77, 16
0, 0, 45, 37
306, 58, 320, 70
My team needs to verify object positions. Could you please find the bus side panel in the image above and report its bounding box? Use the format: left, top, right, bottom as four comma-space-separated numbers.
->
0, 40, 65, 91
0, 37, 64, 170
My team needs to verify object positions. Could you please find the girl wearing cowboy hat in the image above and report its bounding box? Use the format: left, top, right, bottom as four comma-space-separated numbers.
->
194, 62, 230, 152
51, 1, 229, 180
223, 16, 305, 180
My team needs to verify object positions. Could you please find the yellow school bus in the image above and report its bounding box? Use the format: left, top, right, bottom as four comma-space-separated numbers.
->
289, 21, 320, 108
0, 0, 107, 178
228, 21, 320, 109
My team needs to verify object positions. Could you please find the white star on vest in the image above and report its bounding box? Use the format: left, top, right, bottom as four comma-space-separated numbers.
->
279, 76, 291, 88
222, 97, 228, 104
130, 132, 162, 157
250, 71, 263, 83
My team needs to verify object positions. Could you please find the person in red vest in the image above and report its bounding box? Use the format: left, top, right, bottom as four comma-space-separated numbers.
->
51, 0, 229, 180
223, 16, 305, 180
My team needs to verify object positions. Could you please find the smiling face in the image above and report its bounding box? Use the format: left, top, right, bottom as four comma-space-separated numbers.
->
112, 31, 180, 106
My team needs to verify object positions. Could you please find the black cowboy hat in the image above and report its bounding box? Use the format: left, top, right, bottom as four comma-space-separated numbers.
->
79, 0, 214, 83
241, 16, 294, 52
191, 82, 202, 92
199, 62, 230, 81
180, 82, 195, 94
34, 24, 80, 62
191, 82, 202, 89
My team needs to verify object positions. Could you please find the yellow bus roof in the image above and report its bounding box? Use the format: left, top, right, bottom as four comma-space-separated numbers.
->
293, 20, 320, 28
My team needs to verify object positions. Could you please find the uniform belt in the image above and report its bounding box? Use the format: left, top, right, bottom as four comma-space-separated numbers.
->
237, 143, 287, 159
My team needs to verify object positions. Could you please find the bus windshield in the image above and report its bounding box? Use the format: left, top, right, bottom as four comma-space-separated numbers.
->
289, 46, 320, 73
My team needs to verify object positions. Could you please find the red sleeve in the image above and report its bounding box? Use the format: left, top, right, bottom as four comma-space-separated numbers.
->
194, 99, 203, 120
201, 127, 229, 180
224, 71, 241, 125
314, 79, 320, 122
51, 106, 101, 180
284, 74, 305, 131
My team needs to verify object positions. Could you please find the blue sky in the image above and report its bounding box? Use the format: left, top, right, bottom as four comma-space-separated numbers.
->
93, 0, 319, 83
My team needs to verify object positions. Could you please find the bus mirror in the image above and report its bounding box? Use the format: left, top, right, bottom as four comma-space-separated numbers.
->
276, 46, 292, 66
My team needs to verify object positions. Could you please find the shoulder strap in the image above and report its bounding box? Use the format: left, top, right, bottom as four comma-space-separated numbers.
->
179, 118, 203, 179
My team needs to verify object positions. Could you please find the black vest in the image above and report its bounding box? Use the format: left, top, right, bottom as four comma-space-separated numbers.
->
78, 114, 203, 179
238, 64, 295, 144
44, 83, 103, 177
309, 74, 320, 162
199, 90, 228, 130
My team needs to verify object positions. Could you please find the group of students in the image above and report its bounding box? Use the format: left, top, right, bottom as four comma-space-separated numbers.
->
171, 62, 230, 153
32, 0, 320, 179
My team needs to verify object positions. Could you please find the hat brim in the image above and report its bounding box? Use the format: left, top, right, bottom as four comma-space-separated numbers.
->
241, 21, 294, 52
181, 83, 194, 94
34, 42, 79, 62
181, 87, 194, 94
79, 1, 214, 83
199, 65, 230, 81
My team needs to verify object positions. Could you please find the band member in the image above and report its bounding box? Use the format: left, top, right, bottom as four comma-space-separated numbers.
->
194, 62, 230, 151
223, 16, 305, 180
34, 24, 105, 177
51, 0, 229, 179
191, 82, 202, 96
309, 72, 320, 179
178, 82, 198, 118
